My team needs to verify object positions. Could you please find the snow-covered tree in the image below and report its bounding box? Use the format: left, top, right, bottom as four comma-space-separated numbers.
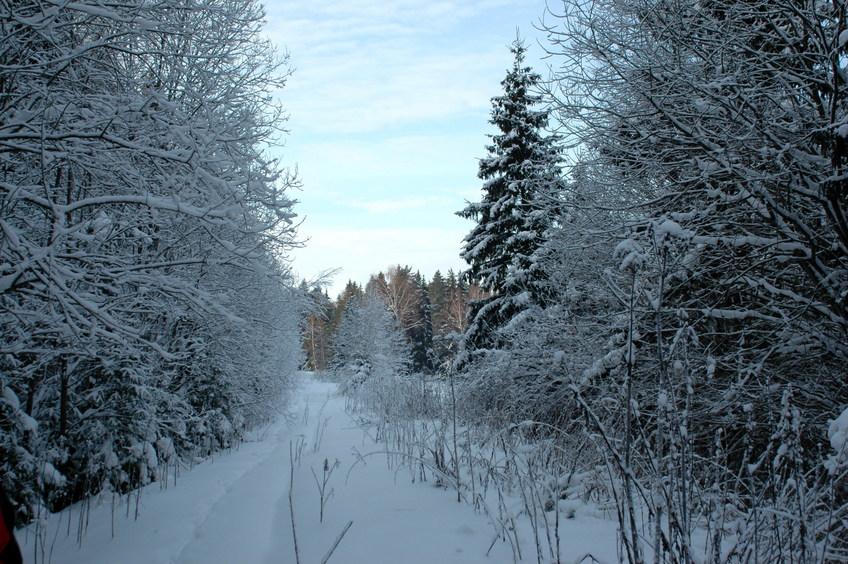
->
330, 292, 411, 390
458, 163, 628, 428
539, 0, 848, 558
329, 281, 365, 334
368, 266, 434, 373
457, 37, 562, 358
0, 0, 302, 517
545, 0, 848, 426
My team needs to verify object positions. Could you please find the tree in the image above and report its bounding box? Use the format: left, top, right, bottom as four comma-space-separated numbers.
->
368, 266, 434, 373
408, 277, 435, 374
330, 291, 411, 390
302, 285, 333, 371
457, 36, 562, 359
329, 281, 365, 334
540, 0, 848, 558
368, 266, 422, 332
443, 270, 473, 336
0, 0, 302, 517
428, 270, 448, 335
545, 0, 848, 453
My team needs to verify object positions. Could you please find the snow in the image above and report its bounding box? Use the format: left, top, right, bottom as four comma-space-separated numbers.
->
2, 386, 20, 410
826, 406, 848, 473
40, 462, 67, 488
654, 218, 688, 239
613, 237, 646, 272
19, 374, 620, 563
20, 412, 39, 433
830, 407, 848, 454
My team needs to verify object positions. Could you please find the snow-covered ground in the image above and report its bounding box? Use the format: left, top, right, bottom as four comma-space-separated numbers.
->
19, 374, 619, 563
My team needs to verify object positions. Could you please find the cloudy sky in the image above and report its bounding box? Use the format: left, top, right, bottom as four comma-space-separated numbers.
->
263, 1, 554, 298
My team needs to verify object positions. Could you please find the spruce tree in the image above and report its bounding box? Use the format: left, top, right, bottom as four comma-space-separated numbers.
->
408, 277, 435, 374
457, 37, 561, 356
427, 271, 448, 335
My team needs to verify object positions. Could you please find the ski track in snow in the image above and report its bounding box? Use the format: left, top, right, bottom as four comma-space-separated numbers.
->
19, 374, 619, 563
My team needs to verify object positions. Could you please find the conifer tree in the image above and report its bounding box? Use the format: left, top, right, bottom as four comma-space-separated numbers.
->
428, 271, 448, 335
408, 277, 435, 374
330, 281, 364, 333
457, 37, 561, 356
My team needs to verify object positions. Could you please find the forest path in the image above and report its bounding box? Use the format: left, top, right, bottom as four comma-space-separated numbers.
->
21, 374, 522, 563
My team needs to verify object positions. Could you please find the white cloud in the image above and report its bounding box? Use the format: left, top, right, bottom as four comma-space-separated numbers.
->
266, 0, 546, 134
267, 1, 530, 40
283, 53, 502, 135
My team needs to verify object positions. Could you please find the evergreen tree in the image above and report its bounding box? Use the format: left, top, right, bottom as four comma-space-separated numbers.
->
427, 270, 448, 336
408, 279, 435, 374
457, 37, 562, 357
330, 281, 364, 334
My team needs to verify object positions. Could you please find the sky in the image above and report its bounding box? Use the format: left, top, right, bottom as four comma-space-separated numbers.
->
262, 1, 555, 298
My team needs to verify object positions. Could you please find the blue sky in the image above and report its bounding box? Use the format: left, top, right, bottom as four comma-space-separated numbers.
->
263, 1, 553, 298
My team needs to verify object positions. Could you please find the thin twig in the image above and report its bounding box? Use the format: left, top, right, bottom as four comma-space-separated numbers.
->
320, 520, 353, 564
289, 441, 301, 564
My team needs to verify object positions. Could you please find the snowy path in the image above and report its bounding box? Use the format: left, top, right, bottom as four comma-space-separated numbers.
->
23, 374, 583, 564
20, 374, 621, 563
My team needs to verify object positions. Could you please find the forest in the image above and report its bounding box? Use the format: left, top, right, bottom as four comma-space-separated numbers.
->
2, 0, 848, 562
